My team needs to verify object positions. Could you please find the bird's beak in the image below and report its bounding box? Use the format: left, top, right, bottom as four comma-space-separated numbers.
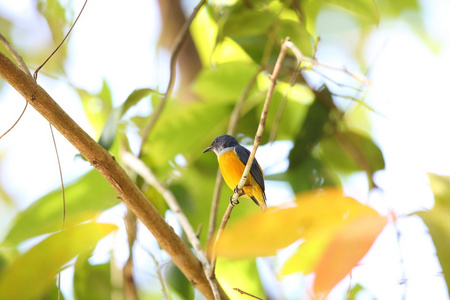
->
202, 146, 212, 154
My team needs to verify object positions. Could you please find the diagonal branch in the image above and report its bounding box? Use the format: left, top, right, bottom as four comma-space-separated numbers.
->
0, 50, 228, 300
122, 151, 222, 299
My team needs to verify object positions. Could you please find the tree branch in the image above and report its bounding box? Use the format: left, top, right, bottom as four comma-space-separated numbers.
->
206, 68, 261, 258
0, 50, 227, 300
209, 38, 291, 275
122, 151, 223, 299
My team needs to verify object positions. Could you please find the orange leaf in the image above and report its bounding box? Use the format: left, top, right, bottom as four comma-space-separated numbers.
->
312, 214, 387, 297
215, 188, 387, 297
216, 189, 383, 257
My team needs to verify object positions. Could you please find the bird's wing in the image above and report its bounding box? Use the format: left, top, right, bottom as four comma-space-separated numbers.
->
235, 145, 265, 191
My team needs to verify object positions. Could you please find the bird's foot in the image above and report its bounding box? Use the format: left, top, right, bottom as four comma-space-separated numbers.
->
234, 185, 245, 196
229, 197, 240, 206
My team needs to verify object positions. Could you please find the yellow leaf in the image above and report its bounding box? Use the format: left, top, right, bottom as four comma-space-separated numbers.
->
215, 188, 387, 297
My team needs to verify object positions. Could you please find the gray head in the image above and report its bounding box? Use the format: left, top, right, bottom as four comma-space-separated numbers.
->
203, 134, 239, 155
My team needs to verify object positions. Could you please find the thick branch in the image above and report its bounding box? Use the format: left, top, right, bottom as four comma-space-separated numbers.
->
0, 51, 227, 300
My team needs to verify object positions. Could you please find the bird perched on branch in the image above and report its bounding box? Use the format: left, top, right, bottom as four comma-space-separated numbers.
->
203, 134, 267, 211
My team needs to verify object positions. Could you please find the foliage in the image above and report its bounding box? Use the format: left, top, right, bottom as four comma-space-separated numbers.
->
0, 0, 443, 299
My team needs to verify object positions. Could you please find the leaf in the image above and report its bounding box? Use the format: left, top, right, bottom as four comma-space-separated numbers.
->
427, 173, 450, 206
219, 3, 277, 64
166, 262, 194, 300
74, 253, 112, 300
193, 61, 259, 103
318, 130, 385, 175
414, 173, 450, 298
98, 88, 154, 150
311, 213, 386, 296
122, 88, 156, 115
2, 170, 119, 246
141, 100, 232, 172
215, 189, 386, 296
221, 4, 277, 39
415, 208, 450, 299
216, 189, 385, 257
377, 0, 418, 17
267, 155, 340, 194
289, 87, 334, 169
322, 0, 380, 25
77, 80, 113, 136
216, 259, 265, 300
0, 222, 117, 300
275, 19, 314, 58
98, 107, 122, 150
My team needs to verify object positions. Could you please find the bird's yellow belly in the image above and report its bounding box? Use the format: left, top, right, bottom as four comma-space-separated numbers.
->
218, 151, 248, 189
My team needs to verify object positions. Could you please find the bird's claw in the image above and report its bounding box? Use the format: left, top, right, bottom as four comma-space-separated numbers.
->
234, 185, 245, 196
229, 197, 240, 206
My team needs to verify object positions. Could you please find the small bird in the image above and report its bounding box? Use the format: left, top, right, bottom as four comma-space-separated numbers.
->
203, 134, 267, 211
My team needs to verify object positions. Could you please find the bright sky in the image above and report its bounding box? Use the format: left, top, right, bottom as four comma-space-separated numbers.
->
1, 0, 450, 299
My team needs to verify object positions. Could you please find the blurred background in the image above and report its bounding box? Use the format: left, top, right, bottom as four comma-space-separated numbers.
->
0, 0, 450, 299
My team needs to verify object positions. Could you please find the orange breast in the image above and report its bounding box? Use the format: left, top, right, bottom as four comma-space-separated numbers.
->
217, 150, 265, 207
218, 150, 248, 190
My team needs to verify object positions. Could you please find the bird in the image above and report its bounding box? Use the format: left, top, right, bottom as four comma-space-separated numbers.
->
203, 134, 267, 211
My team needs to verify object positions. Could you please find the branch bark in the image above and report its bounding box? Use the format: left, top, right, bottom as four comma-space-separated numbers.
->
0, 51, 228, 300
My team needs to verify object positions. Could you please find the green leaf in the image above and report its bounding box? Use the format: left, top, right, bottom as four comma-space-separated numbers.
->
415, 173, 450, 298
221, 4, 277, 38
415, 208, 450, 299
377, 0, 418, 17
141, 82, 261, 172
270, 155, 340, 193
193, 61, 259, 103
0, 222, 117, 300
318, 130, 385, 175
77, 80, 114, 137
427, 173, 450, 206
37, 0, 69, 42
216, 259, 265, 300
74, 253, 112, 300
275, 19, 314, 57
166, 262, 194, 300
2, 170, 119, 246
322, 0, 380, 25
289, 87, 334, 169
122, 88, 156, 115
98, 88, 155, 150
98, 107, 122, 150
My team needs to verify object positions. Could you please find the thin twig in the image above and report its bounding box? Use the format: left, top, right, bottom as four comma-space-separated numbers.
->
33, 0, 88, 81
0, 102, 28, 141
346, 271, 352, 300
233, 288, 264, 300
209, 38, 291, 276
144, 247, 172, 300
330, 92, 382, 115
0, 33, 32, 78
206, 68, 261, 259
121, 151, 222, 300
30, 2, 86, 299
269, 63, 301, 143
309, 68, 364, 92
139, 0, 206, 155
0, 33, 31, 141
285, 40, 370, 86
